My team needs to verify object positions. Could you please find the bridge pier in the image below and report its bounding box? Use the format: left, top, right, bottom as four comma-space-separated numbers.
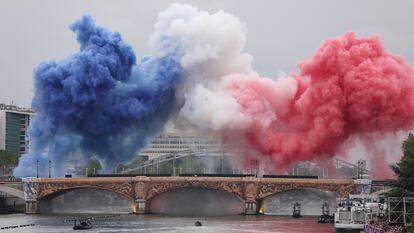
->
134, 199, 147, 214
245, 201, 258, 215
25, 201, 39, 214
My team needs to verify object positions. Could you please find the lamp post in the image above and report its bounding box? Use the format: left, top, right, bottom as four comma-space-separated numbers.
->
189, 155, 192, 174
48, 160, 51, 178
357, 160, 363, 179
172, 154, 176, 176
157, 159, 159, 175
36, 159, 39, 178
220, 153, 224, 174
249, 159, 253, 175
255, 160, 258, 177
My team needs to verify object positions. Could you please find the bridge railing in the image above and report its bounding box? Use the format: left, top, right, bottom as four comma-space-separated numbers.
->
121, 149, 369, 179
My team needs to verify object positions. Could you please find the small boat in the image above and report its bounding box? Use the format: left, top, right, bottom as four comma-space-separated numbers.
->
73, 219, 93, 230
318, 202, 334, 224
195, 221, 202, 227
292, 202, 302, 218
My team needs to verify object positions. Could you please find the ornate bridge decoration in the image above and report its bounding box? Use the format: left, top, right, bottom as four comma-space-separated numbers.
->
23, 176, 356, 214
256, 179, 355, 199
144, 177, 244, 200
33, 178, 134, 200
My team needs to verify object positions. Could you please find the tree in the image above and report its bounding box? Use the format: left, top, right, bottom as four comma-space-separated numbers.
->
0, 150, 19, 167
86, 159, 102, 175
388, 134, 414, 232
391, 133, 414, 196
116, 164, 128, 173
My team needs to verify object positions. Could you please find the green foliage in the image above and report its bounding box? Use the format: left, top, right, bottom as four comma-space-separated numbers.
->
391, 133, 414, 196
177, 156, 203, 173
0, 150, 19, 167
86, 159, 102, 175
116, 164, 128, 173
124, 156, 148, 169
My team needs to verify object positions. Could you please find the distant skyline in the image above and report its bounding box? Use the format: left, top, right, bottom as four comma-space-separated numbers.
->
1, 0, 414, 107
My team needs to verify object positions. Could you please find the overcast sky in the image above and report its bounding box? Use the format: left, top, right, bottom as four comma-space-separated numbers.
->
1, 0, 413, 108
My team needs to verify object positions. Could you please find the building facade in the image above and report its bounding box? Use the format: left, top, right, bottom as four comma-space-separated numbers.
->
0, 104, 35, 155
138, 132, 224, 161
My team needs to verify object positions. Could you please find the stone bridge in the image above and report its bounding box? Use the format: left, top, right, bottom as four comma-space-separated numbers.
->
21, 176, 356, 214
0, 182, 24, 200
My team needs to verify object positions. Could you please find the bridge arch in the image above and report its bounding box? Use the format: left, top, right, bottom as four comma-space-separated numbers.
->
37, 186, 136, 214
0, 185, 24, 200
38, 185, 134, 202
145, 180, 244, 201
147, 186, 245, 216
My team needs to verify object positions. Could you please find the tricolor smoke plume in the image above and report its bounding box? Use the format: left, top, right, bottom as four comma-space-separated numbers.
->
15, 4, 414, 178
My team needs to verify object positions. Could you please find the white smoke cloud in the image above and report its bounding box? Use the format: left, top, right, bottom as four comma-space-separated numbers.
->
149, 3, 255, 132
150, 3, 252, 79
180, 84, 251, 131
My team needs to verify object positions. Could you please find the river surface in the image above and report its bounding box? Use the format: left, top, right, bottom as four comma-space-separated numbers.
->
0, 214, 333, 233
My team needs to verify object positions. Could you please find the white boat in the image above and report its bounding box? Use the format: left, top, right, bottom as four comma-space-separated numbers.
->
334, 194, 384, 233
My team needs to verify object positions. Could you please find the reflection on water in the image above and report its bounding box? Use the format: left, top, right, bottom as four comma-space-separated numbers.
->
0, 214, 334, 233
149, 187, 245, 216
261, 188, 338, 216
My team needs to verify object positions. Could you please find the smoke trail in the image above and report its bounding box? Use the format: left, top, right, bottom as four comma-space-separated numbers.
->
15, 16, 182, 176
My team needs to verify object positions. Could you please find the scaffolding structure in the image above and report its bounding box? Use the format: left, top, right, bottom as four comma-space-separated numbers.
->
387, 197, 413, 226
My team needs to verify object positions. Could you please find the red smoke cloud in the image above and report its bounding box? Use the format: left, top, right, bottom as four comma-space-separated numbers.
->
225, 32, 414, 177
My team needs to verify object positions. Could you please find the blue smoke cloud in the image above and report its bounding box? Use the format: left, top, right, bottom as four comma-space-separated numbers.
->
14, 15, 182, 177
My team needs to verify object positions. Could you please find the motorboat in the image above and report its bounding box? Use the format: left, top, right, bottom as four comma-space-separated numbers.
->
334, 194, 384, 233
73, 218, 93, 230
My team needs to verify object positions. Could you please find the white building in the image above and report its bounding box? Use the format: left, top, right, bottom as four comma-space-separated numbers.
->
139, 132, 225, 161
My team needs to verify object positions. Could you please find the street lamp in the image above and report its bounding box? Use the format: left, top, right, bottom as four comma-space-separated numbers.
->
48, 160, 51, 178
357, 160, 364, 179
36, 159, 39, 178
249, 160, 253, 175
172, 154, 176, 176
255, 160, 258, 177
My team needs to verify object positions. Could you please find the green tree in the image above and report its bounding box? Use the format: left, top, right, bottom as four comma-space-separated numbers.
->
388, 133, 414, 232
86, 159, 102, 175
116, 164, 128, 173
0, 150, 19, 167
391, 133, 414, 196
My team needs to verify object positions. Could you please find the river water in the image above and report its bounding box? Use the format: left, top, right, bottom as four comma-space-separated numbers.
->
0, 214, 333, 233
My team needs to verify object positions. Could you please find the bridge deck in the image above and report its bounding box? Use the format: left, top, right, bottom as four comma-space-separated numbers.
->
33, 177, 354, 184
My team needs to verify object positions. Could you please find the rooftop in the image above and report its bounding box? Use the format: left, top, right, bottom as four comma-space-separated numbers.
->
0, 103, 34, 114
